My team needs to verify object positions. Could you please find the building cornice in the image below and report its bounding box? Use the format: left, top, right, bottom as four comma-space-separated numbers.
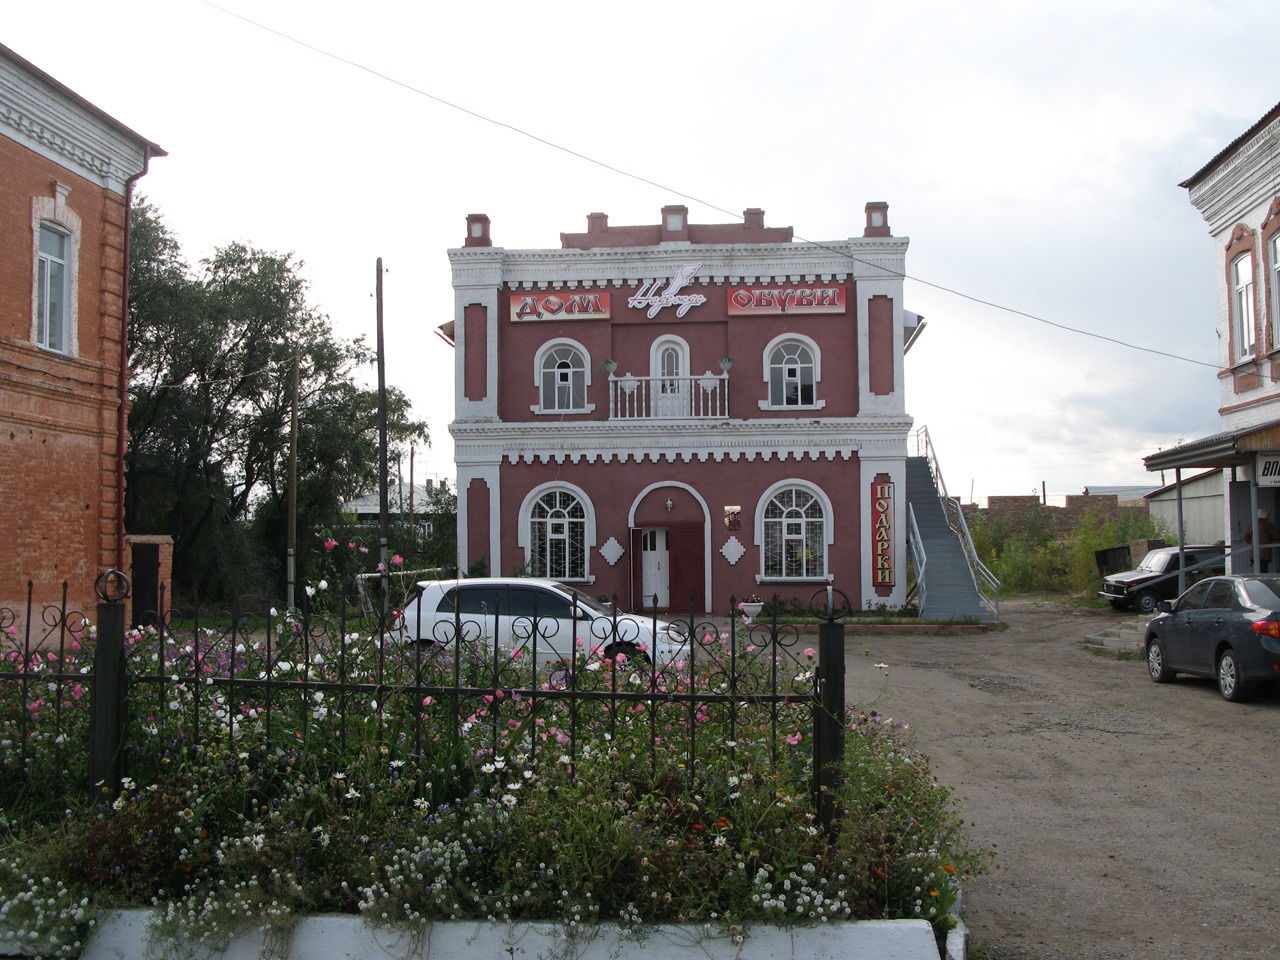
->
0, 47, 162, 194
1185, 112, 1280, 234
450, 417, 913, 465
448, 239, 909, 290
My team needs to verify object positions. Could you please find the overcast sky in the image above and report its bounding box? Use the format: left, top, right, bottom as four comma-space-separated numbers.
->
9, 1, 1277, 504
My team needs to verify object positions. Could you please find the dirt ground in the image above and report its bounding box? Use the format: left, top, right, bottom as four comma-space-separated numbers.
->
844, 598, 1280, 960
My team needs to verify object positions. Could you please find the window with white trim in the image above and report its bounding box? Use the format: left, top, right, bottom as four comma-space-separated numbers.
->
31, 189, 80, 357
762, 487, 826, 579
759, 336, 824, 409
37, 224, 69, 352
1232, 251, 1256, 361
1270, 233, 1280, 351
532, 342, 594, 414
529, 489, 587, 579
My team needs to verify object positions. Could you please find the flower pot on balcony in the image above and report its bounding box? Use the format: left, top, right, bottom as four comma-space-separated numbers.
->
740, 602, 763, 618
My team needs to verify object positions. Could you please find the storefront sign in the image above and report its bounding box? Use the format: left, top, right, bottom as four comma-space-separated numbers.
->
1257, 452, 1280, 487
511, 291, 611, 322
727, 285, 846, 315
628, 263, 706, 318
871, 476, 894, 589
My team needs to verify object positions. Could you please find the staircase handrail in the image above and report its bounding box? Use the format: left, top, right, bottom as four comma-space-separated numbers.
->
906, 501, 927, 614
914, 425, 1000, 620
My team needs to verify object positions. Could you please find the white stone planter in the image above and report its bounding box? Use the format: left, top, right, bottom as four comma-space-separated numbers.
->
43, 910, 967, 960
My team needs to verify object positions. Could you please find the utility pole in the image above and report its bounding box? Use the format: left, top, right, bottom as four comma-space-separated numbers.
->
286, 349, 299, 611
376, 259, 390, 622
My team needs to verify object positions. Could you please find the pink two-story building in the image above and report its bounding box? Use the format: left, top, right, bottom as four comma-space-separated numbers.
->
445, 204, 920, 615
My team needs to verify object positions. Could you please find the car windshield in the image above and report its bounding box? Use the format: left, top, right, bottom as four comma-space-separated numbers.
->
1136, 552, 1170, 573
1241, 578, 1280, 609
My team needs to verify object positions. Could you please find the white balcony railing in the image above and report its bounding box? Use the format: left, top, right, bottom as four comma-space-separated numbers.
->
608, 373, 730, 420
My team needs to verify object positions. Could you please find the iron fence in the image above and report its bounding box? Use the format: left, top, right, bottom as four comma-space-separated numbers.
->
2, 578, 848, 823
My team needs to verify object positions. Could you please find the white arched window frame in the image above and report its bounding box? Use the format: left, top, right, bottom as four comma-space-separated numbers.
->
517, 482, 596, 582
758, 333, 825, 410
1232, 251, 1257, 362
31, 191, 81, 357
648, 334, 690, 418
530, 338, 595, 414
754, 479, 834, 582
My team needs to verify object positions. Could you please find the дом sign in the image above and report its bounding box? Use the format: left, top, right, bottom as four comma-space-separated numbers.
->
511, 292, 612, 321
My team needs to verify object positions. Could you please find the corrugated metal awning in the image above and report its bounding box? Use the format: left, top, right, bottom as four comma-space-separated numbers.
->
1144, 418, 1280, 471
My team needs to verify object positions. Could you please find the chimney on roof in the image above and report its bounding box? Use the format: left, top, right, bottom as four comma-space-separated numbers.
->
863, 202, 890, 237
662, 204, 689, 240
587, 211, 608, 234
465, 214, 491, 247
744, 208, 765, 229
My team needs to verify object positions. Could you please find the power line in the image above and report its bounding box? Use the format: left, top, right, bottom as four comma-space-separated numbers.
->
200, 0, 1217, 372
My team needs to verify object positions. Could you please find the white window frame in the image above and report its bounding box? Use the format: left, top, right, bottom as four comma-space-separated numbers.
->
530, 339, 595, 414
758, 334, 826, 410
1232, 251, 1256, 362
754, 480, 834, 582
31, 191, 81, 357
517, 482, 596, 583
1270, 234, 1280, 354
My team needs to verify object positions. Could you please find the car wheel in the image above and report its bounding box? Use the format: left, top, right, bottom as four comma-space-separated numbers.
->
603, 642, 650, 668
1134, 590, 1159, 615
1146, 638, 1175, 683
1108, 599, 1130, 611
1217, 647, 1250, 702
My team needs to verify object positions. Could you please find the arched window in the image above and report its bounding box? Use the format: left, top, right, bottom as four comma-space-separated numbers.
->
537, 343, 588, 412
762, 486, 826, 579
767, 339, 817, 407
529, 489, 587, 579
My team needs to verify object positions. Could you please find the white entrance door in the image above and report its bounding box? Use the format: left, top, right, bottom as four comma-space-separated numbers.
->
640, 528, 670, 609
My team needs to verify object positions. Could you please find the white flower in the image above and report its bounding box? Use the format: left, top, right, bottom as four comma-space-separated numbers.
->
305, 586, 315, 598
269, 607, 278, 617
318, 579, 329, 591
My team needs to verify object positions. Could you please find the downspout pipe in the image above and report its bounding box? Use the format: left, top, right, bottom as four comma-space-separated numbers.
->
116, 145, 152, 572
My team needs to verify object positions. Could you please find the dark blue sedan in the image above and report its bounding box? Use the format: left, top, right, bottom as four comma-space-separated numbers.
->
1144, 575, 1280, 701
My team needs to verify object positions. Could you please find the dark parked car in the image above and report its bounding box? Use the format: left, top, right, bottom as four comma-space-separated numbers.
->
1099, 545, 1225, 613
1144, 575, 1280, 701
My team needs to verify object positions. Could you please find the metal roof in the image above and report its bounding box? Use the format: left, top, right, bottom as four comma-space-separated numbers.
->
1144, 418, 1280, 471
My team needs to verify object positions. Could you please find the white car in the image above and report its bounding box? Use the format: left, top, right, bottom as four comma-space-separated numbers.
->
395, 577, 689, 666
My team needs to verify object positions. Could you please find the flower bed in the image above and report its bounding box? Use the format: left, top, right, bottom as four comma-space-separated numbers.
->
1, 617, 985, 959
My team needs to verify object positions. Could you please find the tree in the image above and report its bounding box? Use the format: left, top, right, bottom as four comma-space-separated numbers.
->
126, 201, 428, 602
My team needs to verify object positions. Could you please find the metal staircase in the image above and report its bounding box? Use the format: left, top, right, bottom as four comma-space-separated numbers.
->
906, 429, 999, 621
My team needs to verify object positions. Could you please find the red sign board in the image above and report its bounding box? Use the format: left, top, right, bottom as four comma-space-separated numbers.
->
871, 477, 894, 592
511, 291, 611, 322
727, 285, 846, 315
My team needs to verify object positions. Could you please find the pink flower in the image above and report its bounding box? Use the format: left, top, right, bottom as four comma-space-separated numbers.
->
422, 696, 434, 707
348, 541, 356, 550
392, 554, 404, 566
324, 538, 337, 551
804, 647, 816, 658
787, 732, 803, 745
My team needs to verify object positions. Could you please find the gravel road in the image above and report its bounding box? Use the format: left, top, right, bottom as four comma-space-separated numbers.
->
844, 599, 1280, 960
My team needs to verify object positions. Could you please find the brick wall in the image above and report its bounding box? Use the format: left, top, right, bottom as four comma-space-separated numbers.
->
0, 134, 128, 620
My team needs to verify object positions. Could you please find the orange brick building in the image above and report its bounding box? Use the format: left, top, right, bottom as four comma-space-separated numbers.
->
1, 43, 164, 623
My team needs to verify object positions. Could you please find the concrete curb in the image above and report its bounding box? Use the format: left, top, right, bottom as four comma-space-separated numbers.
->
48, 910, 952, 960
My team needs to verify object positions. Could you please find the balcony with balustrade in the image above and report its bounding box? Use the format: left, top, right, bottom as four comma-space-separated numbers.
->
605, 372, 731, 420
